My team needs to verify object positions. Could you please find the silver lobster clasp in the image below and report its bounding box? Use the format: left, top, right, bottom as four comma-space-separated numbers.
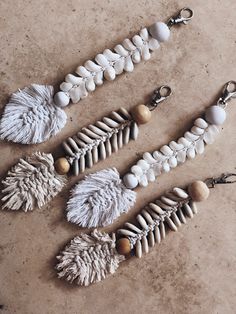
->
205, 173, 236, 188
217, 81, 236, 107
167, 7, 194, 27
147, 85, 172, 111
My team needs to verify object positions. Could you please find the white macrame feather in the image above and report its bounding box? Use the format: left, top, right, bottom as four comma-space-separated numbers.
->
67, 168, 136, 227
56, 229, 125, 286
1, 152, 66, 212
0, 84, 67, 144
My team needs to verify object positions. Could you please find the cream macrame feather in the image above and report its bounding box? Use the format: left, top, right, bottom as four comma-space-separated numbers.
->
67, 168, 136, 228
0, 84, 67, 144
56, 229, 124, 286
1, 152, 66, 212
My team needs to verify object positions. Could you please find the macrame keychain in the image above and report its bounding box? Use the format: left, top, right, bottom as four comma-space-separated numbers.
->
55, 172, 236, 286
0, 7, 193, 144
65, 81, 236, 228
57, 85, 171, 176
1, 86, 171, 212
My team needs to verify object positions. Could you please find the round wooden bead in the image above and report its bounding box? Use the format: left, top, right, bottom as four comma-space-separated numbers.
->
54, 91, 70, 107
149, 22, 170, 42
131, 104, 151, 124
205, 105, 226, 125
123, 173, 138, 189
54, 157, 70, 175
116, 238, 131, 255
188, 181, 210, 202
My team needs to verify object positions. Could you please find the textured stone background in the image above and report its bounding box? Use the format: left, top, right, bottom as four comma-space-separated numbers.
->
0, 0, 236, 313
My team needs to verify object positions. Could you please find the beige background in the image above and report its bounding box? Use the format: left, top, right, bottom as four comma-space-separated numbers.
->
0, 0, 236, 313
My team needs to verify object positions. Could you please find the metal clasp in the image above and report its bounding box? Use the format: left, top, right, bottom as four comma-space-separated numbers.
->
217, 81, 236, 107
147, 85, 172, 111
205, 173, 236, 188
167, 7, 194, 27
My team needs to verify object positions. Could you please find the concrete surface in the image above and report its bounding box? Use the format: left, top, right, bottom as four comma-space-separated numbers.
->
0, 0, 236, 313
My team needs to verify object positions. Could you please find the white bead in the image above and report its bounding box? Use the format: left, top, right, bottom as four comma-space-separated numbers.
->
60, 82, 73, 92
160, 145, 172, 156
103, 49, 120, 61
141, 44, 151, 61
139, 174, 148, 187
122, 38, 136, 51
149, 22, 170, 42
139, 28, 149, 41
54, 91, 70, 107
132, 50, 141, 63
143, 152, 156, 164
69, 87, 81, 103
205, 106, 226, 125
169, 156, 177, 168
132, 35, 143, 47
65, 73, 83, 84
148, 38, 160, 50
104, 66, 116, 81
169, 141, 184, 150
95, 53, 109, 67
146, 168, 155, 182
75, 66, 90, 78
137, 159, 150, 170
123, 173, 138, 189
191, 126, 204, 135
114, 44, 129, 57
184, 131, 199, 141
124, 55, 134, 72
114, 58, 125, 74
194, 118, 208, 129
131, 165, 143, 176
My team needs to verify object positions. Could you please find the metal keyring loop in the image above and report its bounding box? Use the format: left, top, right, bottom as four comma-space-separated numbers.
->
167, 7, 194, 27
147, 85, 172, 111
217, 80, 236, 107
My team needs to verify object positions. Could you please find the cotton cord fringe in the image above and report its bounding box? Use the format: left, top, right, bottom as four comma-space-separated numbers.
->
56, 229, 124, 286
67, 168, 136, 227
0, 84, 67, 144
1, 152, 66, 212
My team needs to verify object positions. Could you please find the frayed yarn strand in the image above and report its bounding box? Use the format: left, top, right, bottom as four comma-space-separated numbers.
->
1, 152, 66, 212
56, 229, 124, 286
0, 84, 67, 144
67, 168, 136, 228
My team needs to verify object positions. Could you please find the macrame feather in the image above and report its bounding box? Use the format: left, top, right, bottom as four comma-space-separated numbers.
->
0, 84, 67, 144
67, 168, 136, 227
1, 152, 66, 212
56, 229, 125, 286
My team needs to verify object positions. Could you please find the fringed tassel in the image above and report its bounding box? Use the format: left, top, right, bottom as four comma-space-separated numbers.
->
67, 168, 136, 227
0, 84, 67, 144
56, 229, 125, 286
1, 152, 66, 212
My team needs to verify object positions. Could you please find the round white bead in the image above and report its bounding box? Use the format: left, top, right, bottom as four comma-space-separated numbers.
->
205, 105, 226, 125
123, 173, 138, 189
149, 22, 170, 42
54, 91, 70, 108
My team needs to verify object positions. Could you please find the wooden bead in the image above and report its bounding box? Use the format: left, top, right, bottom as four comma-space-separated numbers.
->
54, 157, 70, 175
116, 238, 131, 255
131, 104, 151, 124
188, 180, 210, 202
